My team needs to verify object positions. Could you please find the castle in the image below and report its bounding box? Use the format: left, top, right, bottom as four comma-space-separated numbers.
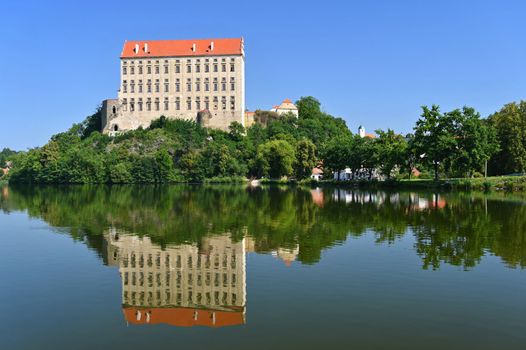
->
101, 38, 246, 135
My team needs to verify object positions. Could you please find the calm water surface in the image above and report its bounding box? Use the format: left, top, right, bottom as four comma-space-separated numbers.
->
0, 185, 525, 349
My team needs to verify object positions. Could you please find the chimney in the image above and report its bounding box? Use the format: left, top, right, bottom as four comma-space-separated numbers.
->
134, 44, 139, 54
192, 43, 196, 52
144, 43, 148, 53
210, 41, 214, 51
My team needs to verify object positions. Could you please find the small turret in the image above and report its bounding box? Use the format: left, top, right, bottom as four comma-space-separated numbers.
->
358, 125, 365, 138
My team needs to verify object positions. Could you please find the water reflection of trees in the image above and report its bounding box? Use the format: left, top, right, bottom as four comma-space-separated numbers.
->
0, 185, 525, 269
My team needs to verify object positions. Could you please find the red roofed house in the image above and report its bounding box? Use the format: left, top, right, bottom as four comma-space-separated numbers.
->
101, 38, 245, 135
271, 98, 299, 117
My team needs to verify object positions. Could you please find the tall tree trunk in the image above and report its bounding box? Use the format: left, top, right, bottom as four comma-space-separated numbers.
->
434, 162, 439, 181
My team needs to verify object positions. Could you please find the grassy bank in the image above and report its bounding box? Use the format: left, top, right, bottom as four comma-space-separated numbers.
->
316, 175, 526, 192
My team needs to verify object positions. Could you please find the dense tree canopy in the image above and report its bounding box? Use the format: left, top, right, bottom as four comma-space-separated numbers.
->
2, 96, 523, 183
488, 101, 526, 175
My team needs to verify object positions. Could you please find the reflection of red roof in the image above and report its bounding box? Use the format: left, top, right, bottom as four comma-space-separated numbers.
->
123, 306, 244, 328
310, 189, 324, 207
121, 38, 243, 58
433, 199, 447, 209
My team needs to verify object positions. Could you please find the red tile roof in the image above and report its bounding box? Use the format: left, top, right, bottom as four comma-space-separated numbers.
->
121, 38, 243, 58
123, 306, 244, 327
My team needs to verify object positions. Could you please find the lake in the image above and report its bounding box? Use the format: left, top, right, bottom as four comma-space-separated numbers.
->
0, 185, 525, 349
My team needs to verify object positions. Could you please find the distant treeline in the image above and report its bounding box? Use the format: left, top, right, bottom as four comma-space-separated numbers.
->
3, 97, 526, 184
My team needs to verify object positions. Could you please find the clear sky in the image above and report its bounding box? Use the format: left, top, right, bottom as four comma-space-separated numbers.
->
1, 0, 525, 150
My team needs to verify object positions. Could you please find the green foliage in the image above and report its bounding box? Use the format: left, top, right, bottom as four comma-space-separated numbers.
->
322, 137, 352, 178
0, 148, 17, 167
257, 140, 295, 179
413, 105, 458, 180
488, 101, 526, 175
294, 139, 317, 179
4, 97, 521, 185
375, 129, 408, 179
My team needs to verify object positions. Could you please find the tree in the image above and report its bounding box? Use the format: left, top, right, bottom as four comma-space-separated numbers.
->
296, 96, 321, 119
0, 148, 17, 167
228, 122, 245, 142
322, 137, 352, 180
375, 129, 408, 179
451, 107, 499, 177
404, 133, 419, 179
294, 139, 317, 179
488, 101, 526, 175
361, 136, 380, 180
413, 105, 458, 180
257, 140, 295, 179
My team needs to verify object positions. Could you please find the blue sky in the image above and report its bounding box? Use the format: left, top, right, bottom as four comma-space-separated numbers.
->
1, 0, 525, 150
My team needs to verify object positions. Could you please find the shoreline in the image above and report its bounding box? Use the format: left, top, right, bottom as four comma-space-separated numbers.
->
3, 175, 526, 192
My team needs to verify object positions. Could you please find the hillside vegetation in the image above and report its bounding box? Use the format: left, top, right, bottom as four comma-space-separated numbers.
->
3, 97, 526, 185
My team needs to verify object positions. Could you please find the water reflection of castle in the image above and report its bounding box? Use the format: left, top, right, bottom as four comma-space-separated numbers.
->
104, 229, 246, 328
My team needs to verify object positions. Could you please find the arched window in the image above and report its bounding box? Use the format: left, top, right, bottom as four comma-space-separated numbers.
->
113, 124, 119, 132
112, 106, 116, 114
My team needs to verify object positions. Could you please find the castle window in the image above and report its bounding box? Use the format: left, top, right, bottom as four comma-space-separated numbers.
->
213, 78, 218, 91
222, 63, 226, 72
230, 58, 235, 72
195, 60, 200, 73
122, 98, 127, 111
155, 65, 159, 74
204, 78, 210, 92
195, 78, 200, 92
213, 59, 218, 72
221, 77, 226, 91
147, 65, 151, 74
175, 79, 180, 92
155, 79, 160, 93
123, 66, 127, 75
196, 97, 201, 110
138, 80, 143, 93
186, 97, 192, 110
122, 80, 127, 93
186, 78, 191, 92
138, 98, 143, 111
164, 97, 169, 111
113, 124, 119, 132
130, 66, 135, 75
112, 106, 116, 114
146, 97, 151, 111
138, 65, 143, 74
186, 63, 191, 73
222, 96, 227, 110
130, 80, 135, 93
154, 98, 160, 111
164, 64, 169, 74
175, 63, 180, 73
205, 62, 209, 73
130, 98, 135, 112
164, 79, 169, 93
147, 79, 151, 93
175, 97, 180, 110
230, 96, 235, 110
230, 77, 235, 91
213, 96, 218, 110
204, 96, 210, 110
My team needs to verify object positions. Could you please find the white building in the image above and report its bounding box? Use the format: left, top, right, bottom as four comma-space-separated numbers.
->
270, 98, 299, 117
